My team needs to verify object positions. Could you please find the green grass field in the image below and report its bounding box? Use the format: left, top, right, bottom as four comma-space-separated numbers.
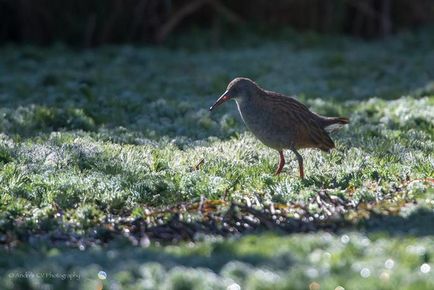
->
0, 28, 434, 289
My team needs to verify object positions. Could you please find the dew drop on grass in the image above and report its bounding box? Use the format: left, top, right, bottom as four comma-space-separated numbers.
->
360, 237, 370, 247
305, 267, 319, 278
384, 259, 394, 269
227, 283, 241, 290
140, 236, 151, 248
360, 268, 371, 278
380, 271, 390, 281
309, 281, 320, 290
321, 232, 332, 242
340, 234, 350, 244
97, 271, 107, 280
420, 263, 431, 274
309, 250, 322, 263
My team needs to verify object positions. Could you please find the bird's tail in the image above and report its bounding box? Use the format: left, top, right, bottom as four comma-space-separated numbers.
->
322, 117, 349, 133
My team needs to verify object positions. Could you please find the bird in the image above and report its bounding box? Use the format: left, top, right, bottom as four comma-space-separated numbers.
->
209, 77, 349, 178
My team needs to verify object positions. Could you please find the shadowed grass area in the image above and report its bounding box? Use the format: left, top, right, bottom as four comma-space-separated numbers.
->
2, 230, 434, 290
0, 28, 434, 289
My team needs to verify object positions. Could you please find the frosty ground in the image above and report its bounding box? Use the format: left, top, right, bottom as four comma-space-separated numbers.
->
0, 29, 433, 289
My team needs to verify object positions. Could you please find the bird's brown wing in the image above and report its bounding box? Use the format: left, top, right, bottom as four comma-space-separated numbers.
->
263, 92, 335, 151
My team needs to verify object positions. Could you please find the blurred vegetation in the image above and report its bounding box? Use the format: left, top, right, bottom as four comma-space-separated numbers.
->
1, 0, 434, 46
2, 232, 434, 289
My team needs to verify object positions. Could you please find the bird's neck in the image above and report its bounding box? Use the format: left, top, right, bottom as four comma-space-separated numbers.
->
235, 94, 262, 117
235, 92, 261, 108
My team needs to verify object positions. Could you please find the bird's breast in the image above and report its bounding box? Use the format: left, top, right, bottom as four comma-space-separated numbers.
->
235, 100, 291, 149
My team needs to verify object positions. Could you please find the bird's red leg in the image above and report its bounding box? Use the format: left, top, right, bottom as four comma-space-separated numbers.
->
274, 150, 285, 175
292, 149, 304, 179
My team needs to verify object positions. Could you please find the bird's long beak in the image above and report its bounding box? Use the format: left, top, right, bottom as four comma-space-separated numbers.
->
209, 90, 230, 111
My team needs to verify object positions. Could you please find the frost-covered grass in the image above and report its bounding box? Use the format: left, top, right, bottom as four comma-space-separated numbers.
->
1, 28, 434, 289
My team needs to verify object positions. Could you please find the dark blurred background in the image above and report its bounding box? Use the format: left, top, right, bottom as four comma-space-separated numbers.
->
1, 0, 434, 47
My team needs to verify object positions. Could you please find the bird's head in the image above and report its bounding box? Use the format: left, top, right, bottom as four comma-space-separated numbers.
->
209, 77, 260, 111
